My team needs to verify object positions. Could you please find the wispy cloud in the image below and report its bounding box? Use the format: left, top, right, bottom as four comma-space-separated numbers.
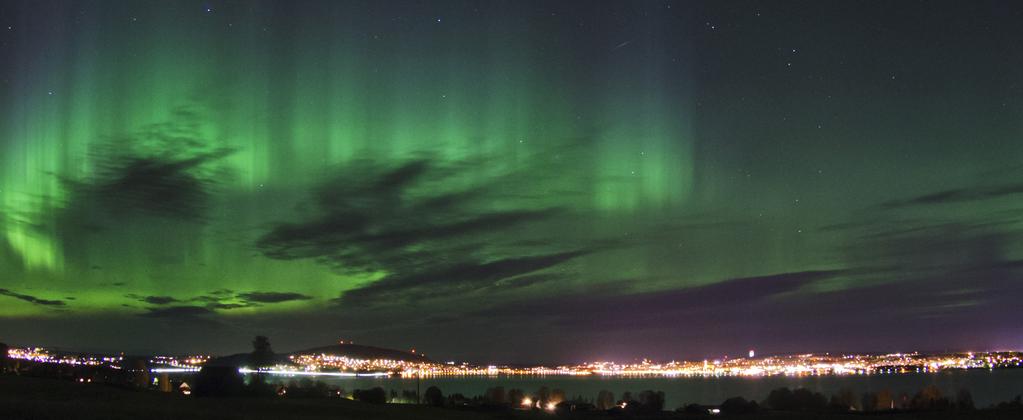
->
257, 158, 602, 306
0, 288, 67, 307
882, 183, 1023, 209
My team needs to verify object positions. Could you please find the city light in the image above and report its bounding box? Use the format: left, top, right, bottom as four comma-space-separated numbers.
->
8, 346, 1023, 379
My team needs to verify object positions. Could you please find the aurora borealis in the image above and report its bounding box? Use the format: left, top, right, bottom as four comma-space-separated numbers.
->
1, 0, 1022, 362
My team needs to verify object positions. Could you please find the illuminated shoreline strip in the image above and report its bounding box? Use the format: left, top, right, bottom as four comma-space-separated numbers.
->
151, 368, 201, 373
238, 368, 390, 377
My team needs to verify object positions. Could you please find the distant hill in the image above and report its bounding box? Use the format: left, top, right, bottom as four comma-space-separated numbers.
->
204, 343, 428, 368
292, 343, 430, 363
203, 352, 292, 368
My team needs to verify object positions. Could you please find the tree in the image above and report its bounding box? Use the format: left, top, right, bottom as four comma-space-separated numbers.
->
721, 396, 759, 415
0, 342, 8, 373
485, 386, 506, 404
353, 387, 387, 404
251, 336, 274, 367
793, 388, 828, 411
424, 386, 444, 406
911, 385, 950, 410
829, 388, 857, 411
621, 391, 634, 405
956, 389, 975, 410
596, 390, 615, 410
765, 387, 795, 410
861, 392, 878, 412
638, 390, 665, 411
536, 386, 551, 404
192, 366, 245, 397
876, 389, 895, 411
550, 388, 566, 405
508, 389, 525, 407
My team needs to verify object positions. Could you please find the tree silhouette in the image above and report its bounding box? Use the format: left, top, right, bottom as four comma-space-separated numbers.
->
829, 388, 857, 411
956, 389, 975, 410
876, 389, 895, 411
251, 335, 274, 366
485, 386, 506, 404
536, 386, 551, 405
596, 390, 615, 410
911, 385, 950, 410
721, 396, 759, 415
638, 390, 665, 411
550, 388, 566, 404
424, 386, 444, 406
0, 342, 8, 373
508, 388, 525, 406
192, 366, 245, 397
353, 387, 387, 404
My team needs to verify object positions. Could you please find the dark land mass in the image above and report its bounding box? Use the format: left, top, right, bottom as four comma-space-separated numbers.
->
205, 343, 428, 368
3, 375, 1023, 420
292, 343, 430, 363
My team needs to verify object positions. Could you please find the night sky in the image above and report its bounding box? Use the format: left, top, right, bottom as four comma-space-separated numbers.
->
1, 0, 1022, 363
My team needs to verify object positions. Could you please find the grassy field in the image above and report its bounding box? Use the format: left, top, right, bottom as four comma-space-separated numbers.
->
0, 375, 518, 420
2, 375, 1022, 420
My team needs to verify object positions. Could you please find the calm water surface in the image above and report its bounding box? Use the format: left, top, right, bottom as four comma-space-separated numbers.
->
256, 369, 1023, 408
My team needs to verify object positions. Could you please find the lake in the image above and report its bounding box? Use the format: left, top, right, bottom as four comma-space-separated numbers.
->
256, 369, 1023, 409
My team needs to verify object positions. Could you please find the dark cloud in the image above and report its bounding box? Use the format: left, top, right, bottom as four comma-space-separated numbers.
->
491, 273, 566, 289
139, 306, 214, 318
62, 147, 233, 222
469, 270, 839, 324
207, 302, 251, 310
236, 292, 312, 304
143, 296, 178, 305
337, 250, 591, 306
0, 288, 66, 307
882, 183, 1023, 209
128, 290, 311, 310
258, 158, 595, 306
125, 294, 180, 305
43, 110, 236, 255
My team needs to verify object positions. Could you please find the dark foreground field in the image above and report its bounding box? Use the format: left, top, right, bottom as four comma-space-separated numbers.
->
2, 375, 1022, 420
0, 376, 510, 420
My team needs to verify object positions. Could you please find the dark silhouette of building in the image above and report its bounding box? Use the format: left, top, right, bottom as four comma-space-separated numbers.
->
0, 342, 8, 373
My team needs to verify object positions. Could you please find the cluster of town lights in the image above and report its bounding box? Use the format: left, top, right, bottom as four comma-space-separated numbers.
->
7, 347, 1022, 378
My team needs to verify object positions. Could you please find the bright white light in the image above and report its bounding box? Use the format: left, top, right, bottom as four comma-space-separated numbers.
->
237, 368, 389, 377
